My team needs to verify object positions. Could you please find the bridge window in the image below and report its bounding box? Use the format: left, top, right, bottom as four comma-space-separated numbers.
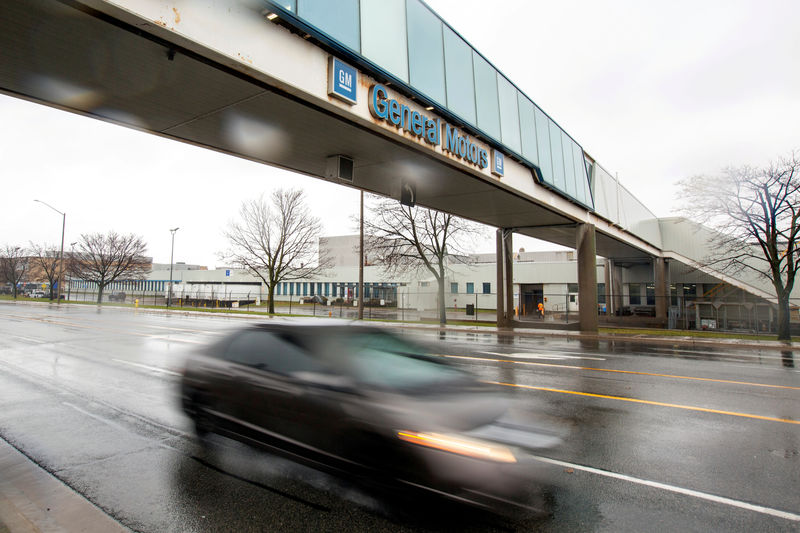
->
562, 130, 577, 199
298, 0, 360, 52
443, 25, 476, 126
406, 0, 446, 105
549, 121, 566, 191
360, 0, 408, 83
450, 282, 458, 294
571, 140, 589, 205
497, 75, 521, 154
472, 52, 501, 140
534, 106, 553, 185
483, 282, 491, 294
274, 1, 295, 13
518, 95, 538, 166
466, 283, 474, 294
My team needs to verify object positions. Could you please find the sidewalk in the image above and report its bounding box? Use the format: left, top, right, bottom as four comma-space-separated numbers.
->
10, 299, 797, 352
0, 438, 129, 533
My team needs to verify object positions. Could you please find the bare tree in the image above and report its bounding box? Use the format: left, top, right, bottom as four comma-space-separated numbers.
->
677, 151, 800, 341
0, 245, 29, 298
69, 232, 149, 304
363, 196, 484, 325
221, 189, 331, 314
29, 243, 61, 300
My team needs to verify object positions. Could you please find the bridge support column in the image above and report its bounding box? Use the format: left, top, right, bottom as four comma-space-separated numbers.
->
496, 229, 514, 327
577, 223, 598, 333
654, 257, 668, 322
609, 259, 623, 316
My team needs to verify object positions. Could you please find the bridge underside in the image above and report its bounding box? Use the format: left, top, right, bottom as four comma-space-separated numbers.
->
1, 0, 652, 262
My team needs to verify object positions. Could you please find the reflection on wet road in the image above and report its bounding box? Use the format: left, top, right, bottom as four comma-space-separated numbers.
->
0, 303, 798, 532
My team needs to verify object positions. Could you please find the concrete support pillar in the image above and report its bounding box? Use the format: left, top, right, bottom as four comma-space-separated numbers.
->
576, 223, 598, 333
496, 229, 506, 327
654, 257, 667, 321
612, 262, 623, 315
504, 230, 514, 323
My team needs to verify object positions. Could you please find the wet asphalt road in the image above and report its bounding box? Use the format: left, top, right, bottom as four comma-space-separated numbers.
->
0, 302, 798, 532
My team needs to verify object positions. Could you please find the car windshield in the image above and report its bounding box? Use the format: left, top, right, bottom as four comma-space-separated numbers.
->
297, 330, 469, 392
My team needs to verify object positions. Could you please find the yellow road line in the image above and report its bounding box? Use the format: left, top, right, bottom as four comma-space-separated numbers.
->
442, 354, 800, 391
489, 381, 800, 425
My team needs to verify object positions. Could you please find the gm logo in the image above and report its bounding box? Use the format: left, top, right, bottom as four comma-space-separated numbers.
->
491, 149, 504, 177
328, 56, 357, 105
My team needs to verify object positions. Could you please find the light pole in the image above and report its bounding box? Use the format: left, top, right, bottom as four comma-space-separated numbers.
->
168, 227, 179, 308
34, 199, 65, 304
68, 242, 77, 301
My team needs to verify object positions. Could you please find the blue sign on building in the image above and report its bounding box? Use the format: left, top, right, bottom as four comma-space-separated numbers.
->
328, 56, 357, 105
491, 149, 504, 177
225, 269, 231, 277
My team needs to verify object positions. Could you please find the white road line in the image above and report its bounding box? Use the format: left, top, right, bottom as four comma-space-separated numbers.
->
111, 359, 181, 376
145, 334, 205, 344
480, 351, 606, 361
62, 402, 142, 436
530, 455, 800, 522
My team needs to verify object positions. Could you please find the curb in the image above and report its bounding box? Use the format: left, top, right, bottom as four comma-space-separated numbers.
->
0, 438, 129, 533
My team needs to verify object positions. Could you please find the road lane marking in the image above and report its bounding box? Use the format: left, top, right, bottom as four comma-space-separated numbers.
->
490, 381, 800, 425
443, 354, 800, 391
529, 454, 800, 522
111, 359, 181, 376
480, 351, 606, 361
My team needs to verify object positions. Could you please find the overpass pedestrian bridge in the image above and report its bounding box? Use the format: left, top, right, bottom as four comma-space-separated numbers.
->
0, 0, 780, 330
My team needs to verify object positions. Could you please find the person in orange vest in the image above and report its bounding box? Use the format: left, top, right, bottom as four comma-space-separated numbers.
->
537, 301, 544, 319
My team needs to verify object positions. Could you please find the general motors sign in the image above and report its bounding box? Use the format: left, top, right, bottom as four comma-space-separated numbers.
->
328, 56, 357, 105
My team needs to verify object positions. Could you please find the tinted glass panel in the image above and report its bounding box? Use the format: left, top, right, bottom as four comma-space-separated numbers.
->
562, 130, 577, 198
406, 0, 446, 104
275, 0, 296, 12
549, 120, 566, 191
224, 330, 271, 366
298, 0, 360, 52
497, 76, 521, 153
472, 52, 501, 139
320, 332, 467, 390
572, 140, 588, 205
534, 106, 552, 184
518, 94, 538, 165
443, 26, 476, 125
361, 0, 408, 82
267, 334, 327, 375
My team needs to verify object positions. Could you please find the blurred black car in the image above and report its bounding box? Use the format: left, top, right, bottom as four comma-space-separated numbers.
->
180, 323, 562, 511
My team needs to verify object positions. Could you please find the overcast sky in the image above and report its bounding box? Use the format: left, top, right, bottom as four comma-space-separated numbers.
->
2, 0, 798, 267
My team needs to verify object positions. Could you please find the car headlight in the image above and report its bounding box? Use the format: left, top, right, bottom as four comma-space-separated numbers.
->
397, 430, 516, 463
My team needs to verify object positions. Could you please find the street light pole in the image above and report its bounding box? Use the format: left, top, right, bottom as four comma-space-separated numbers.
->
34, 199, 66, 304
68, 242, 77, 302
168, 227, 179, 308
